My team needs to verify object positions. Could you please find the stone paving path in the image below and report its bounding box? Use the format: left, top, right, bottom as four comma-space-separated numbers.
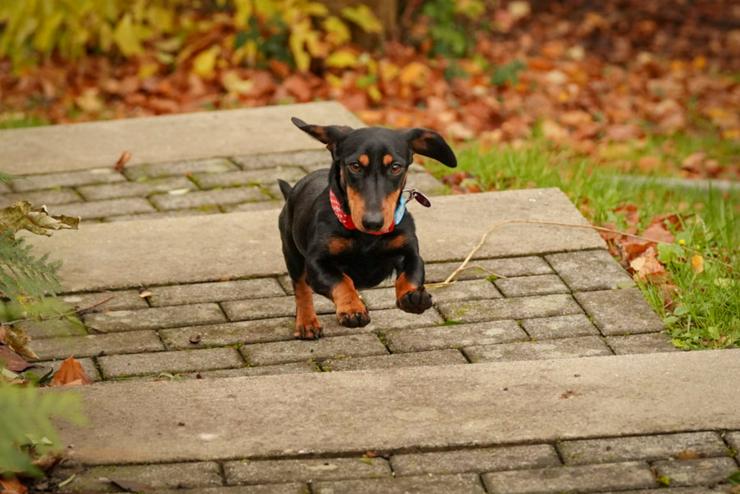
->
2, 103, 738, 493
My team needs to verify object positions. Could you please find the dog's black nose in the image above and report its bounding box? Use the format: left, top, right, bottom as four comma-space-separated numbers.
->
362, 212, 384, 231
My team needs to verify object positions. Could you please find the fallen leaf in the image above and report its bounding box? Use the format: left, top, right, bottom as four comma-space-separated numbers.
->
139, 290, 152, 298
674, 449, 700, 460
115, 151, 132, 172
51, 357, 92, 387
0, 345, 32, 372
630, 247, 667, 281
0, 477, 28, 494
690, 254, 704, 273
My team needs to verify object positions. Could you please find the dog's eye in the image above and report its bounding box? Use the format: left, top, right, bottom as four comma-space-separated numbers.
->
347, 162, 362, 173
390, 163, 403, 175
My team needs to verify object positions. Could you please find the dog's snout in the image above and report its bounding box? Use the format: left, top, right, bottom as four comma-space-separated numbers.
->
362, 211, 384, 231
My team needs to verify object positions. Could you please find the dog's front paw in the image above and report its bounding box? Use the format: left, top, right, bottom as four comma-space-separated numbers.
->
397, 286, 433, 314
295, 314, 322, 340
336, 306, 370, 328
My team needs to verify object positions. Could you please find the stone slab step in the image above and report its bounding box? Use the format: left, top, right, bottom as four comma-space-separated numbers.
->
27, 188, 603, 292
54, 349, 740, 465
0, 102, 362, 175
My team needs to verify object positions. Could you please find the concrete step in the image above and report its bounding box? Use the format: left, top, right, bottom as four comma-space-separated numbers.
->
27, 188, 603, 292
0, 102, 362, 175
54, 349, 740, 465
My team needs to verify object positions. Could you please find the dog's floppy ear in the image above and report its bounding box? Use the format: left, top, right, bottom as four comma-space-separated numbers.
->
403, 128, 457, 168
291, 117, 353, 147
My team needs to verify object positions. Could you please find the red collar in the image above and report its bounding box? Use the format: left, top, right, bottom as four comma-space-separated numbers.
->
329, 188, 393, 235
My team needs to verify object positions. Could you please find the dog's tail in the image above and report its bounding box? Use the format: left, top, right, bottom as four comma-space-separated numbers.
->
277, 179, 292, 201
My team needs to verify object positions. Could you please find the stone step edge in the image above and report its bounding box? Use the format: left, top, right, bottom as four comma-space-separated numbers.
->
54, 349, 740, 465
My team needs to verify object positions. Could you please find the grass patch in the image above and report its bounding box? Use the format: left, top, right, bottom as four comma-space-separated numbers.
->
0, 113, 49, 129
425, 141, 738, 349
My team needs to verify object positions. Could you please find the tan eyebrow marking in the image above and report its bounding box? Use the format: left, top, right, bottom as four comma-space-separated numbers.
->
358, 154, 369, 166
383, 154, 393, 165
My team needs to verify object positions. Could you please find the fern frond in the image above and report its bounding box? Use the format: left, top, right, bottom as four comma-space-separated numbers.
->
0, 232, 61, 301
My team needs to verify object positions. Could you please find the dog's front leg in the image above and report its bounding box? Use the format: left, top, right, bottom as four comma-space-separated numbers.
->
395, 244, 433, 314
306, 257, 370, 328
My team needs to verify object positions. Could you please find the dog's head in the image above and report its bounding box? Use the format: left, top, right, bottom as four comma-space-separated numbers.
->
291, 117, 456, 234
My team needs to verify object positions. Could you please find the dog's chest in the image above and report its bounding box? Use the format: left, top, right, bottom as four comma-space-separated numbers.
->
338, 243, 399, 289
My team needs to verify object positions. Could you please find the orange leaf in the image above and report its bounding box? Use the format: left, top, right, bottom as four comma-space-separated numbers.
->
642, 221, 674, 244
115, 151, 132, 172
0, 477, 28, 494
690, 254, 704, 273
51, 357, 92, 387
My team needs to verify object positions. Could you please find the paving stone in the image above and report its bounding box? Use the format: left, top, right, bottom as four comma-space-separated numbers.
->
361, 280, 501, 310
559, 432, 729, 465
234, 150, 329, 170
193, 166, 306, 189
575, 288, 664, 335
323, 349, 467, 371
225, 457, 390, 484
154, 485, 309, 494
494, 275, 570, 297
191, 361, 317, 378
149, 278, 285, 306
318, 307, 444, 337
0, 188, 81, 207
77, 176, 195, 200
425, 257, 553, 283
10, 169, 125, 191
31, 357, 100, 382
31, 330, 163, 360
51, 197, 155, 220
547, 249, 634, 291
521, 314, 599, 339
601, 488, 718, 494
84, 303, 226, 332
62, 290, 149, 311
223, 296, 334, 320
150, 187, 269, 210
160, 318, 294, 349
0, 182, 9, 193
391, 444, 560, 476
16, 317, 87, 339
725, 431, 740, 456
314, 473, 485, 494
482, 461, 656, 494
608, 333, 678, 355
653, 457, 738, 487
55, 461, 222, 492
31, 190, 599, 293
103, 208, 218, 221
2, 103, 360, 175
438, 294, 582, 324
52, 350, 740, 465
124, 158, 238, 180
464, 336, 612, 363
405, 171, 447, 195
385, 320, 527, 353
221, 201, 283, 213
99, 347, 243, 378
241, 333, 388, 366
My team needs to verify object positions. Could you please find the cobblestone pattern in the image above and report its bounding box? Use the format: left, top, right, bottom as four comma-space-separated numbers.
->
3, 151, 447, 222
29, 249, 673, 381
49, 430, 740, 493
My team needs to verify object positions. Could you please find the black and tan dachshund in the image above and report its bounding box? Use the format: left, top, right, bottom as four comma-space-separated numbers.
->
278, 117, 457, 339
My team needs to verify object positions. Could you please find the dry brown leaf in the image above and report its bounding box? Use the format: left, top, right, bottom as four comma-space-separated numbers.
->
630, 247, 667, 281
0, 345, 32, 372
51, 357, 92, 387
0, 478, 28, 494
114, 151, 132, 172
674, 449, 700, 460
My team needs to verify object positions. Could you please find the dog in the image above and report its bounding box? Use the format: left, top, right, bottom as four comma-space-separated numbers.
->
277, 117, 457, 339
